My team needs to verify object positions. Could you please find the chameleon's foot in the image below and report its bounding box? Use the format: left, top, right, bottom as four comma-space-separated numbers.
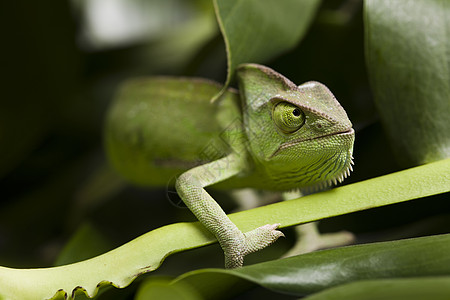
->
224, 223, 284, 269
282, 222, 354, 258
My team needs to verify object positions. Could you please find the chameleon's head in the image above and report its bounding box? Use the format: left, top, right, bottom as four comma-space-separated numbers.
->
237, 64, 355, 190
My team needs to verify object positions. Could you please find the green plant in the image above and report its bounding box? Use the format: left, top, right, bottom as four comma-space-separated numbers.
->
0, 0, 448, 299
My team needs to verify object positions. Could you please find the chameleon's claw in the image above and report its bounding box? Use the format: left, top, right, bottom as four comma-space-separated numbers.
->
224, 224, 284, 269
244, 223, 285, 255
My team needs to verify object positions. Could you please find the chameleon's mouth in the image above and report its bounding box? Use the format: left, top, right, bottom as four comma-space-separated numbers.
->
270, 128, 354, 158
307, 128, 354, 142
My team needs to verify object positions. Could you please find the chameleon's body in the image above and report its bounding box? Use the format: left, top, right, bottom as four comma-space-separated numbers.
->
105, 64, 355, 268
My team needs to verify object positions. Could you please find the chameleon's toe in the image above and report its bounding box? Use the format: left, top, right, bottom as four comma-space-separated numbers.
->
243, 223, 284, 255
223, 224, 284, 269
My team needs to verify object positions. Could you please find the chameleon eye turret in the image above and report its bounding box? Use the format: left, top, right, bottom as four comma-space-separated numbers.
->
272, 101, 305, 133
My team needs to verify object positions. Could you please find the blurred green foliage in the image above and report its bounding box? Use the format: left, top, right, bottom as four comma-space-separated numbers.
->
0, 0, 448, 299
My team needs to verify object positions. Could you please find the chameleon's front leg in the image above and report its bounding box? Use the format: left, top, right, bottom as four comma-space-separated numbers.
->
175, 154, 284, 268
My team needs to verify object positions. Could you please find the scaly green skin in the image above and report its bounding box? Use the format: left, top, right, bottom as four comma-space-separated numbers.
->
105, 64, 355, 268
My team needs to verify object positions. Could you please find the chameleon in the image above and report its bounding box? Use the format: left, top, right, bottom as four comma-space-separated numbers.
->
105, 64, 355, 268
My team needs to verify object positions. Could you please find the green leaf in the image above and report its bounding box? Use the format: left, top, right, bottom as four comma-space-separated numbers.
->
364, 0, 450, 166
229, 157, 449, 231
0, 221, 214, 300
214, 0, 320, 92
303, 277, 450, 300
0, 158, 448, 299
135, 277, 201, 300
173, 234, 450, 297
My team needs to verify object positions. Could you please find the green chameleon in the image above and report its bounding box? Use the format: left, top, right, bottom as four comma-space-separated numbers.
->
105, 64, 355, 269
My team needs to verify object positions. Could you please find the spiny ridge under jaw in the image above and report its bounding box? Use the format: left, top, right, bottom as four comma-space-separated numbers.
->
325, 157, 354, 188
301, 157, 354, 193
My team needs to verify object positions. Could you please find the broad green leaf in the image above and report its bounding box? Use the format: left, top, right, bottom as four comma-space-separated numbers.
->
0, 222, 213, 300
0, 158, 448, 299
229, 158, 449, 232
174, 234, 450, 297
304, 277, 450, 300
364, 0, 450, 166
214, 0, 320, 93
135, 277, 201, 300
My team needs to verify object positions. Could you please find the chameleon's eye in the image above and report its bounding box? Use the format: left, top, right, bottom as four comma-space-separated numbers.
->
272, 102, 305, 133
